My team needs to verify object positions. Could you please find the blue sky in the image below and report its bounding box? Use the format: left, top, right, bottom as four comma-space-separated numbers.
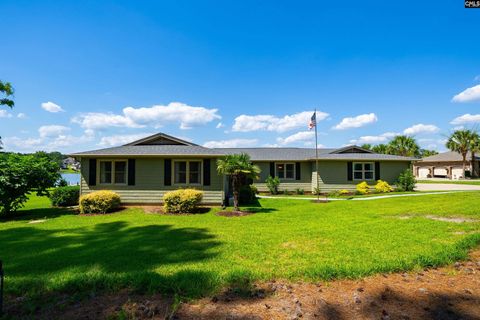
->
1, 0, 479, 153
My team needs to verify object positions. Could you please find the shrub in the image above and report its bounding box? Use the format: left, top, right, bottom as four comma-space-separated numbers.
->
239, 185, 257, 204
396, 169, 416, 192
163, 189, 203, 214
283, 189, 289, 195
339, 189, 350, 195
375, 180, 394, 193
328, 190, 341, 197
249, 184, 258, 195
356, 181, 370, 194
265, 176, 280, 195
57, 178, 68, 187
49, 186, 80, 207
79, 190, 121, 214
313, 187, 321, 195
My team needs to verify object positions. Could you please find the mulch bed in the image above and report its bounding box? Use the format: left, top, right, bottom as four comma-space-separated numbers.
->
216, 211, 256, 217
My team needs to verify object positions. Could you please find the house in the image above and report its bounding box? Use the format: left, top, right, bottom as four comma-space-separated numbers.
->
413, 151, 480, 179
70, 133, 415, 205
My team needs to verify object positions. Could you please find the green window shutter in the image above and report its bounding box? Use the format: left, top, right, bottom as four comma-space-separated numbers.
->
88, 158, 97, 186
203, 159, 211, 186
347, 162, 353, 181
295, 162, 301, 180
375, 162, 380, 181
128, 159, 135, 186
270, 162, 275, 177
164, 159, 172, 186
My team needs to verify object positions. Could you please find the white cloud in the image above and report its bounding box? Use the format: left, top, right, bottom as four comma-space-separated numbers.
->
232, 111, 328, 133
403, 124, 439, 135
349, 132, 398, 145
3, 137, 44, 150
450, 113, 480, 125
123, 102, 221, 129
452, 84, 480, 103
333, 113, 377, 130
277, 131, 315, 145
0, 110, 12, 118
216, 122, 225, 129
41, 101, 65, 113
38, 125, 71, 138
17, 113, 26, 119
72, 102, 220, 130
203, 138, 258, 148
71, 112, 141, 130
98, 133, 155, 147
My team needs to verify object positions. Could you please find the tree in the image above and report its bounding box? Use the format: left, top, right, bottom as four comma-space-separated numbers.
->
446, 129, 472, 179
419, 149, 439, 158
360, 144, 372, 150
0, 80, 15, 151
0, 153, 60, 215
387, 135, 420, 157
217, 153, 260, 212
468, 131, 480, 178
372, 144, 389, 154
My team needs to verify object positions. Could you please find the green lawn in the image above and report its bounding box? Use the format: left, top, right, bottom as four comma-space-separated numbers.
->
60, 167, 79, 174
418, 179, 480, 185
1, 192, 479, 302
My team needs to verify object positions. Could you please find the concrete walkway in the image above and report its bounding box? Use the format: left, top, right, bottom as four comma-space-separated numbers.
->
415, 183, 480, 191
258, 191, 468, 201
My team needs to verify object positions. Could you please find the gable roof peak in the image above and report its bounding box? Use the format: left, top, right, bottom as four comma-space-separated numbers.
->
124, 132, 198, 147
329, 145, 375, 154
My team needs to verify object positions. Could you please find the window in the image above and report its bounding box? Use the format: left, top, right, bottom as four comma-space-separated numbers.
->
276, 163, 295, 179
99, 160, 127, 184
189, 161, 201, 184
115, 161, 127, 184
174, 161, 187, 184
100, 161, 112, 184
174, 160, 202, 184
353, 162, 374, 180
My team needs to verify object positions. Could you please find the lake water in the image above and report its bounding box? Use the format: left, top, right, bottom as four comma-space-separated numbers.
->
61, 173, 80, 185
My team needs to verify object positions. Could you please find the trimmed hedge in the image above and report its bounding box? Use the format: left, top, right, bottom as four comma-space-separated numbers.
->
79, 190, 121, 214
163, 189, 203, 214
49, 186, 80, 207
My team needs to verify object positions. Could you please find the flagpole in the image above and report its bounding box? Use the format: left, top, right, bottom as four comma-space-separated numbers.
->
314, 109, 319, 202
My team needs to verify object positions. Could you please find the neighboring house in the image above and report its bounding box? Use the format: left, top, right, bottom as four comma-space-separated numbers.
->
62, 157, 81, 170
414, 151, 480, 179
70, 133, 414, 205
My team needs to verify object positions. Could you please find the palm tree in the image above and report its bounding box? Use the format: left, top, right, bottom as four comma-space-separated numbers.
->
468, 131, 480, 178
217, 153, 260, 212
446, 129, 472, 179
387, 135, 420, 157
372, 144, 389, 154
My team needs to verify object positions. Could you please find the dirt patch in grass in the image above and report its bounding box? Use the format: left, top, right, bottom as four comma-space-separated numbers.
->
139, 206, 211, 215
425, 215, 478, 223
216, 211, 255, 217
6, 249, 480, 319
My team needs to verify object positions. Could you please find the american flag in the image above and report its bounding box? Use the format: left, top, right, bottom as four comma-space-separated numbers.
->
308, 112, 316, 130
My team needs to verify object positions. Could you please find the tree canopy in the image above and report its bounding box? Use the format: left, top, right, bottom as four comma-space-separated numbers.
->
0, 153, 60, 215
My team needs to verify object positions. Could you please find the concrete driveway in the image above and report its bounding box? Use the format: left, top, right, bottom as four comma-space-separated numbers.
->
415, 183, 480, 191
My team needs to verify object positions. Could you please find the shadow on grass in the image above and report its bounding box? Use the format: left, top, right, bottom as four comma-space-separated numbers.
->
242, 197, 278, 214
0, 221, 222, 300
0, 207, 77, 222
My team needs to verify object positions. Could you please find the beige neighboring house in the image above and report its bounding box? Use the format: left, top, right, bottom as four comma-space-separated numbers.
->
414, 151, 480, 179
